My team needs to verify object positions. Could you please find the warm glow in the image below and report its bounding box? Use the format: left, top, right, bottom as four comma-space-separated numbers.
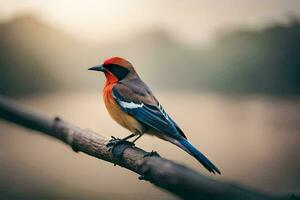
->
1, 0, 300, 44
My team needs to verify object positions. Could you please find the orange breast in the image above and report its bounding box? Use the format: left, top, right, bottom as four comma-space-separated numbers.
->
103, 82, 144, 134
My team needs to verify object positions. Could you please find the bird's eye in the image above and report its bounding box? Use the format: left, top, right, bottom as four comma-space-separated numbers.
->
105, 64, 130, 80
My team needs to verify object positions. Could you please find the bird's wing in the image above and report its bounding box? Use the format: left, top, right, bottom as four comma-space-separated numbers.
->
112, 81, 186, 139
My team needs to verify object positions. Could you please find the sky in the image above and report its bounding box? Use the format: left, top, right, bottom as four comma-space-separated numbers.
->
1, 0, 300, 44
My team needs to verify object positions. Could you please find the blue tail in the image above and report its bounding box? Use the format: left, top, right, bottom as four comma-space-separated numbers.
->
179, 139, 221, 174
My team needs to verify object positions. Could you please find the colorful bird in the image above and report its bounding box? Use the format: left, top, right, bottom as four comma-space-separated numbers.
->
89, 57, 221, 174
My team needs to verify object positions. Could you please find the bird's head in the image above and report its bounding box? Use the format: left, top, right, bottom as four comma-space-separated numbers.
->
89, 57, 136, 83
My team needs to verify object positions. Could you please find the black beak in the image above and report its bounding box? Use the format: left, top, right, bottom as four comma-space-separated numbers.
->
88, 64, 106, 72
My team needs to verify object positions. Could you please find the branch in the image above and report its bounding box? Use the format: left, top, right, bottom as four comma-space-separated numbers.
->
0, 95, 296, 200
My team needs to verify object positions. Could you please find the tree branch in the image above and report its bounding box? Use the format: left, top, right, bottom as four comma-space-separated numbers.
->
0, 95, 296, 200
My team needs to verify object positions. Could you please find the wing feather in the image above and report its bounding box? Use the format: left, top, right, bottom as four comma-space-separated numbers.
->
112, 83, 186, 139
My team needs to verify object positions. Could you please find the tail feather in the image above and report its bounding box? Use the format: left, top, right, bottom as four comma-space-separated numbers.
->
179, 139, 221, 174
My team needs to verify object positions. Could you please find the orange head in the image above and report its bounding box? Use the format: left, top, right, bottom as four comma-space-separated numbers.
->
89, 57, 136, 83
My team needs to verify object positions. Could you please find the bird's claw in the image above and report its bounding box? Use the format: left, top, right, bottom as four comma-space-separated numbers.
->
106, 136, 135, 151
143, 150, 160, 158
110, 136, 118, 140
106, 136, 120, 148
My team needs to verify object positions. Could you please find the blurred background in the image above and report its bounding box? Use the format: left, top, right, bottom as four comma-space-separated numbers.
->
0, 0, 300, 199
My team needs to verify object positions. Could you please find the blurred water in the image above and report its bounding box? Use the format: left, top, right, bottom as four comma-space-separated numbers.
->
0, 92, 299, 199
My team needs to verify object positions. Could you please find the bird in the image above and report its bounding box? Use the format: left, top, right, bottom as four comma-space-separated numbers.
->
89, 57, 221, 174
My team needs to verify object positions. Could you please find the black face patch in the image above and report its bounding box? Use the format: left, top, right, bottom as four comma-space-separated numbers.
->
104, 64, 130, 80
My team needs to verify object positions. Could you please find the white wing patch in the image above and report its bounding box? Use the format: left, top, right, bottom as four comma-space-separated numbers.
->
158, 103, 169, 120
119, 101, 144, 109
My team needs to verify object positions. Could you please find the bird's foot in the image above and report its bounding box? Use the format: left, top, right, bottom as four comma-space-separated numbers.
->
106, 136, 135, 150
143, 150, 160, 158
